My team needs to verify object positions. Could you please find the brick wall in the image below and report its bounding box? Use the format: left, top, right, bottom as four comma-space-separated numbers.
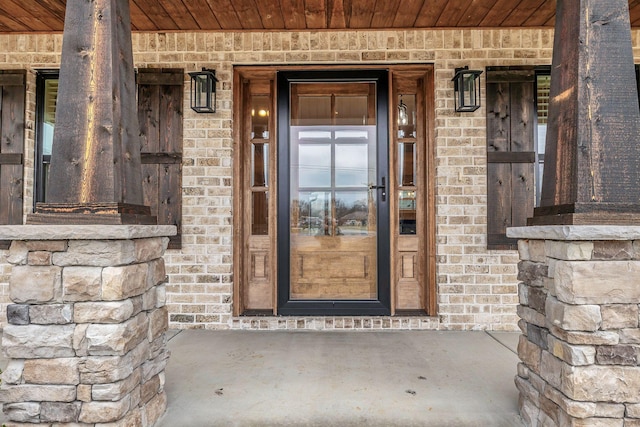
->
0, 27, 613, 330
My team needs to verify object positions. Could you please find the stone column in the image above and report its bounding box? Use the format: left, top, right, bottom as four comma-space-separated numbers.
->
0, 225, 175, 426
508, 225, 640, 426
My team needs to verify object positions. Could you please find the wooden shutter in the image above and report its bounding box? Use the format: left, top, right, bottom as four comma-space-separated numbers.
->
0, 71, 26, 250
137, 69, 183, 249
486, 68, 536, 250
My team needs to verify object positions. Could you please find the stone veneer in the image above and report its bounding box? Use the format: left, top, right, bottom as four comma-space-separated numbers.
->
0, 225, 175, 426
508, 225, 640, 426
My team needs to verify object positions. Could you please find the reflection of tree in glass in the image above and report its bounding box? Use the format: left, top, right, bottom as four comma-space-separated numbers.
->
336, 197, 368, 226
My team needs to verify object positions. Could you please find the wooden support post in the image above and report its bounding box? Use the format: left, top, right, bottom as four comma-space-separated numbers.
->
531, 0, 640, 225
27, 0, 155, 225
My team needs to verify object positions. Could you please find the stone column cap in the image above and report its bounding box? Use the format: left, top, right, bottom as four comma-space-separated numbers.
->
0, 225, 177, 241
507, 225, 640, 241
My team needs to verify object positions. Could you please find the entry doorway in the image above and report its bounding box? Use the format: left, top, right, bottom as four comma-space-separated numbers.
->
233, 65, 436, 317
277, 71, 390, 315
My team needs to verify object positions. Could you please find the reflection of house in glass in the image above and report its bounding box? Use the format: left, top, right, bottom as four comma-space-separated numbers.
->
399, 190, 416, 235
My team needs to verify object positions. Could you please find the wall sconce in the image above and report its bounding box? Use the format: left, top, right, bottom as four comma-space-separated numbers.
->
452, 66, 483, 112
398, 95, 408, 126
189, 68, 218, 113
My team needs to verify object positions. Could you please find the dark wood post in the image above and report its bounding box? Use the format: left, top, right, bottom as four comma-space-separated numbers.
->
27, 0, 155, 224
531, 0, 640, 225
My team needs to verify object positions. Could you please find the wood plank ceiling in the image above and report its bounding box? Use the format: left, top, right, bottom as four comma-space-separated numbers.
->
2, 0, 640, 33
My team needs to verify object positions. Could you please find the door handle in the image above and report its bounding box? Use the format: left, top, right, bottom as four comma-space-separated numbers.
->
369, 177, 386, 202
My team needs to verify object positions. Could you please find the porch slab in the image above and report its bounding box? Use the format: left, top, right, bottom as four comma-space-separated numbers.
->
157, 330, 523, 427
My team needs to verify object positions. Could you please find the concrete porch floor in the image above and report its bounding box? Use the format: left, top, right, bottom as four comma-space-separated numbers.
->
156, 330, 524, 427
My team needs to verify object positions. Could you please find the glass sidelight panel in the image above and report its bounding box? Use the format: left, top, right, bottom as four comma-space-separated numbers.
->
250, 92, 271, 237
399, 190, 417, 235
251, 143, 269, 187
252, 192, 269, 235
398, 142, 416, 186
251, 95, 270, 139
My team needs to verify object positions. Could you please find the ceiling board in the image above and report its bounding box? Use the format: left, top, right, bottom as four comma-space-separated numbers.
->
500, 0, 547, 26
436, 0, 473, 27
281, 0, 307, 29
414, 0, 448, 27
349, 0, 374, 29
457, 0, 499, 27
255, 0, 286, 29
392, 0, 424, 28
370, 0, 401, 29
184, 0, 221, 30
304, 0, 327, 28
3, 0, 640, 33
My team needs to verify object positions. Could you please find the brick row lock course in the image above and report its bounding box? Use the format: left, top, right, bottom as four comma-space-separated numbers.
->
516, 238, 640, 427
0, 237, 170, 426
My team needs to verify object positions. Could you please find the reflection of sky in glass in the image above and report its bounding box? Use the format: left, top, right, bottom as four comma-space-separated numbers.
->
43, 123, 54, 155
293, 126, 376, 189
299, 130, 332, 139
335, 144, 368, 187
298, 144, 331, 187
335, 130, 368, 139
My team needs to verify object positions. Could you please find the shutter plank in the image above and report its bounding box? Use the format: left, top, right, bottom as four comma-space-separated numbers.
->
510, 81, 535, 152
486, 82, 510, 152
137, 71, 184, 86
0, 73, 25, 86
0, 153, 23, 164
487, 163, 512, 247
510, 80, 535, 228
487, 152, 535, 163
0, 84, 24, 226
159, 84, 183, 248
0, 74, 25, 249
138, 80, 161, 227
141, 153, 182, 164
512, 163, 534, 228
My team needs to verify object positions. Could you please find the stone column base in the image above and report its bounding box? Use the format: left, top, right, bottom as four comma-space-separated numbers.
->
508, 225, 640, 427
0, 225, 176, 426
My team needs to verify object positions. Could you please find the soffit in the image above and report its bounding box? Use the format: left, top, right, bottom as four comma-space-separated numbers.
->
2, 1, 640, 33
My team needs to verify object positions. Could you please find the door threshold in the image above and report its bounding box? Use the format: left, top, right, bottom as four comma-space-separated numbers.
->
231, 315, 440, 330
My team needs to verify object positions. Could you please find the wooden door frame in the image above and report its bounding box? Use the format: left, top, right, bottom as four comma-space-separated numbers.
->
233, 64, 436, 317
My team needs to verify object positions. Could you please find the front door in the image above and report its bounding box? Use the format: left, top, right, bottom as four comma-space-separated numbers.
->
277, 70, 390, 315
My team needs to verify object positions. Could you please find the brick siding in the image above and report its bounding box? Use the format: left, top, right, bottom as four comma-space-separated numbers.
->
0, 28, 611, 330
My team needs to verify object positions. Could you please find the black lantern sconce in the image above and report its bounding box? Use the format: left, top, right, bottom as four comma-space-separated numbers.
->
397, 95, 409, 126
189, 68, 218, 113
452, 66, 483, 112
